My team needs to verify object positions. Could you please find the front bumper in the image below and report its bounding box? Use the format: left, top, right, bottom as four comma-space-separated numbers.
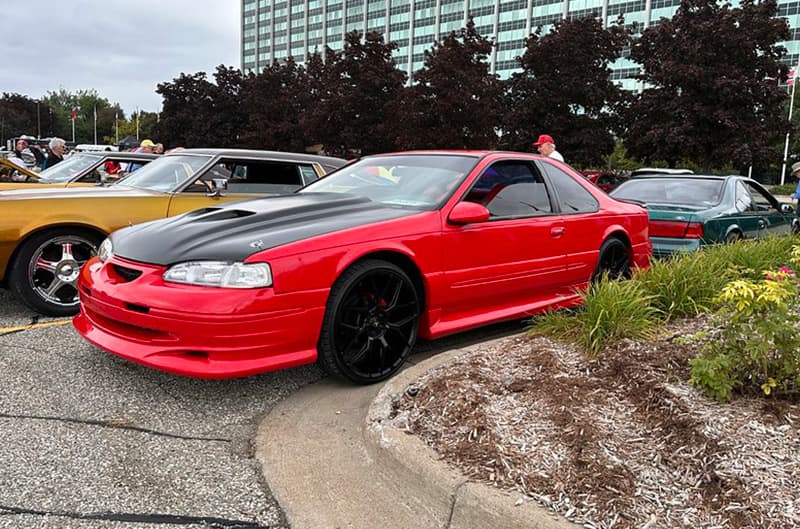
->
73, 256, 328, 378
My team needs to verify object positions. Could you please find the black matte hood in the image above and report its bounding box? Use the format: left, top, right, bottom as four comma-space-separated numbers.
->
111, 193, 420, 265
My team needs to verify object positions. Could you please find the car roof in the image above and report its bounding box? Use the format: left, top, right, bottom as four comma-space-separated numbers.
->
628, 174, 728, 181
630, 168, 694, 176
75, 152, 158, 160
168, 148, 347, 166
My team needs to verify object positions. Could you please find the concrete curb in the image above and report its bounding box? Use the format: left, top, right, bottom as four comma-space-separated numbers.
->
365, 339, 579, 529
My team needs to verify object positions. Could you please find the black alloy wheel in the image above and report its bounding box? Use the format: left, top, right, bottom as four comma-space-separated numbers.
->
592, 237, 631, 282
318, 259, 420, 384
9, 229, 101, 316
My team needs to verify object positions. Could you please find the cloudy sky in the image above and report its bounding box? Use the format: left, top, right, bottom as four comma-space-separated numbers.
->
4, 1, 241, 116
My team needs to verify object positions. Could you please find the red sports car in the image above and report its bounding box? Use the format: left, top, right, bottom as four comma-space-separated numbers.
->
74, 151, 651, 384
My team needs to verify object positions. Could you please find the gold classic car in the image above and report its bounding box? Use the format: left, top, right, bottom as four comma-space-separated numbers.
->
0, 152, 159, 190
0, 148, 347, 316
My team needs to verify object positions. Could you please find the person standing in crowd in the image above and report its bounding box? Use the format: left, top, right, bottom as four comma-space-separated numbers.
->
45, 137, 67, 168
154, 143, 164, 154
12, 139, 37, 169
134, 139, 156, 154
533, 134, 565, 163
127, 139, 156, 172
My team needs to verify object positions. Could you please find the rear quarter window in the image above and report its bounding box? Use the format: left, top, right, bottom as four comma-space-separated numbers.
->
538, 161, 599, 214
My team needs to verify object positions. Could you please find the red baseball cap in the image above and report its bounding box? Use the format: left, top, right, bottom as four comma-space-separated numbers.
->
532, 134, 554, 147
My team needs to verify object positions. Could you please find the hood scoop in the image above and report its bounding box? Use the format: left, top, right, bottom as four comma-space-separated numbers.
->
184, 208, 256, 222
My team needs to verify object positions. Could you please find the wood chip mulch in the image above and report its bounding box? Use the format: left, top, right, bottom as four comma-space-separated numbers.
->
389, 317, 800, 529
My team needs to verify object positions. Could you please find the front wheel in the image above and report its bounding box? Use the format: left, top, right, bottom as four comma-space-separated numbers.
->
8, 229, 102, 316
318, 259, 420, 384
592, 238, 631, 282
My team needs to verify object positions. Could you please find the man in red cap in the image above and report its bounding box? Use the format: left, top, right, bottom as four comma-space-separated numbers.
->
532, 134, 564, 162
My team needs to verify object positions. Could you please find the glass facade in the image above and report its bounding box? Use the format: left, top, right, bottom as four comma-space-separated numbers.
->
242, 0, 800, 85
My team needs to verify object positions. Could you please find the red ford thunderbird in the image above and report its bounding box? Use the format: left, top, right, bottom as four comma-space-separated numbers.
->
74, 151, 651, 384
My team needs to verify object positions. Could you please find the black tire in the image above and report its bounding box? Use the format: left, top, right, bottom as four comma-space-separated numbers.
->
725, 230, 742, 244
8, 228, 102, 316
592, 237, 631, 282
318, 259, 420, 384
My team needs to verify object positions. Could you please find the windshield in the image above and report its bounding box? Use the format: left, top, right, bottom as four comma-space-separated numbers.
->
611, 178, 724, 207
39, 155, 101, 183
299, 154, 478, 208
114, 154, 212, 192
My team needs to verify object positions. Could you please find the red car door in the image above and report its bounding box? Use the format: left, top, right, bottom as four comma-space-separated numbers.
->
439, 160, 567, 321
537, 160, 607, 286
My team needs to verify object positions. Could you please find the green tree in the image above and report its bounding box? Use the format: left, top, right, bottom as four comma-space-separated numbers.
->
239, 57, 311, 152
44, 89, 117, 144
624, 0, 789, 171
156, 65, 245, 148
0, 93, 54, 144
393, 19, 500, 150
500, 16, 628, 167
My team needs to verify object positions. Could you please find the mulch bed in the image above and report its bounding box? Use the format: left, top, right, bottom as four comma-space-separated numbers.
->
390, 317, 800, 529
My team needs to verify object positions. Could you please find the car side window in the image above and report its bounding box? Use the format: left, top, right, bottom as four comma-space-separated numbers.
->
538, 161, 599, 213
735, 181, 754, 212
745, 182, 776, 211
183, 162, 232, 193
182, 160, 310, 195
464, 161, 552, 218
226, 160, 307, 194
299, 164, 320, 184
77, 168, 102, 183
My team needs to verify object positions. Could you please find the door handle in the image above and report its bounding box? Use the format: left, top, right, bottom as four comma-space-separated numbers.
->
550, 226, 566, 237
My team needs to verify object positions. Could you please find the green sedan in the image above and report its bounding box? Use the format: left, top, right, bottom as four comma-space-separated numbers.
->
610, 174, 798, 258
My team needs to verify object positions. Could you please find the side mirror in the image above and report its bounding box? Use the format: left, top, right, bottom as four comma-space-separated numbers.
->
448, 201, 490, 225
208, 178, 228, 197
781, 203, 794, 214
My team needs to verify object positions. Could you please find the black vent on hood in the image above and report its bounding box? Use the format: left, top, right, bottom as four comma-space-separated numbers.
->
183, 208, 256, 221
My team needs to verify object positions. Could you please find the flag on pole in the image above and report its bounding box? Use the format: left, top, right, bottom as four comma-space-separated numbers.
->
71, 107, 77, 121
789, 67, 798, 87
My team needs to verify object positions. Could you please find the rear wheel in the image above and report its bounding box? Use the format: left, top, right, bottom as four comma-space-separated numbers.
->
592, 237, 631, 282
8, 229, 102, 316
725, 230, 742, 244
318, 259, 420, 384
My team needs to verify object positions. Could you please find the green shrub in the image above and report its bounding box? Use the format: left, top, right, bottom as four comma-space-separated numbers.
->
637, 237, 800, 320
768, 183, 797, 196
689, 259, 800, 402
531, 277, 661, 359
635, 253, 723, 319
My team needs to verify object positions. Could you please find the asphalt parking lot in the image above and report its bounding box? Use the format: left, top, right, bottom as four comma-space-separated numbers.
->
0, 288, 526, 529
0, 288, 322, 529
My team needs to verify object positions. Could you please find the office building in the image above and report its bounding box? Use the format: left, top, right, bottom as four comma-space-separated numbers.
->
241, 0, 800, 89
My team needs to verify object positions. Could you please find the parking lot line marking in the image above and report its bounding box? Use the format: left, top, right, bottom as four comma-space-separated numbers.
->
0, 319, 73, 336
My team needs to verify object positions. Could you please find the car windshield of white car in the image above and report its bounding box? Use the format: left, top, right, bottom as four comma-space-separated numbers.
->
114, 154, 212, 192
612, 178, 724, 207
39, 155, 101, 183
299, 154, 478, 208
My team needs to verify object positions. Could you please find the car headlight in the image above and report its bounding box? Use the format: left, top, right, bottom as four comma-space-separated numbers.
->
163, 261, 272, 288
98, 238, 113, 262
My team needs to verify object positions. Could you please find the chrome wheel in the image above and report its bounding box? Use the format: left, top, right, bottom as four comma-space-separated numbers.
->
28, 234, 96, 308
10, 230, 101, 316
